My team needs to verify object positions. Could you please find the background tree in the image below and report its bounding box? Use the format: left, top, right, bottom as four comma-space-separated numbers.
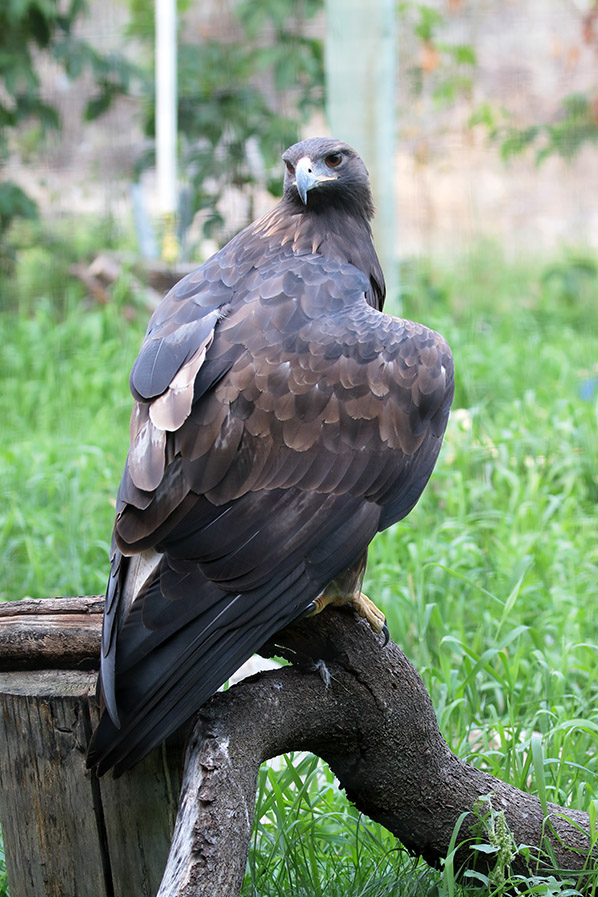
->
0, 0, 135, 239
126, 0, 324, 246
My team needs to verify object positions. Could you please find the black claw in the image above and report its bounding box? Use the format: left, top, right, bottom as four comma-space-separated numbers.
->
298, 601, 316, 620
381, 621, 390, 647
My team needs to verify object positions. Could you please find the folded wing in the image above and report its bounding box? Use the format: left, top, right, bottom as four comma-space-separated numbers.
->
88, 247, 453, 775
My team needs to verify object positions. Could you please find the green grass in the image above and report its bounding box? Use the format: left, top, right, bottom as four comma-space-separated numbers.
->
0, 834, 7, 897
0, 221, 147, 601
245, 753, 435, 897
1, 230, 597, 895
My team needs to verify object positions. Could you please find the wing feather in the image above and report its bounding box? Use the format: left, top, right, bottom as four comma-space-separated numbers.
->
127, 416, 166, 492
148, 344, 207, 432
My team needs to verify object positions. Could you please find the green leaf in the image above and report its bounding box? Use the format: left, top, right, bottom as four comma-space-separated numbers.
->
414, 5, 443, 42
470, 843, 499, 854
27, 6, 52, 48
0, 181, 38, 233
531, 734, 548, 817
439, 42, 477, 67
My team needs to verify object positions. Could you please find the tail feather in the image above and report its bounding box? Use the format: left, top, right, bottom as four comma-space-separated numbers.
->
87, 558, 312, 776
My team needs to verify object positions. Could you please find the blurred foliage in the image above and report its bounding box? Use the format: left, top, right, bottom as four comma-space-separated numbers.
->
127, 0, 324, 244
541, 254, 598, 311
469, 3, 598, 166
0, 0, 137, 238
399, 1, 477, 109
403, 1, 598, 169
471, 93, 598, 166
0, 181, 37, 235
0, 212, 135, 315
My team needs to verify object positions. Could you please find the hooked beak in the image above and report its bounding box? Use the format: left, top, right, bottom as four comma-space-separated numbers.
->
294, 156, 337, 205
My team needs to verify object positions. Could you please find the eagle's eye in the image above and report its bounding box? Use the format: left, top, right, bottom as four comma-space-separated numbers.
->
285, 161, 295, 175
325, 153, 343, 168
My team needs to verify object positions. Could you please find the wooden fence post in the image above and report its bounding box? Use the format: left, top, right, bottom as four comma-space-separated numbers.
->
0, 597, 184, 897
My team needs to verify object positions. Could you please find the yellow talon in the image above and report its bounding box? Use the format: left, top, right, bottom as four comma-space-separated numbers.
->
349, 592, 386, 634
306, 588, 386, 636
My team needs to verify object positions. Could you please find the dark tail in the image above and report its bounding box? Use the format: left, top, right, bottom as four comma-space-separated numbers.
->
87, 556, 312, 776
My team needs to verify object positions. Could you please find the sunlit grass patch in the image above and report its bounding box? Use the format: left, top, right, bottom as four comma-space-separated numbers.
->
0, 292, 145, 601
243, 753, 438, 897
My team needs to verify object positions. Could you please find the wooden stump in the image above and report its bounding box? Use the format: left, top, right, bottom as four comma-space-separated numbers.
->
0, 597, 184, 897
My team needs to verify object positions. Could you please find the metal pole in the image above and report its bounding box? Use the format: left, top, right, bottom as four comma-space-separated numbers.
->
155, 0, 178, 264
325, 0, 398, 305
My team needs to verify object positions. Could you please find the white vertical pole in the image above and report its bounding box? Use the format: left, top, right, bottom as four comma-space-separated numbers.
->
155, 0, 178, 263
325, 0, 398, 305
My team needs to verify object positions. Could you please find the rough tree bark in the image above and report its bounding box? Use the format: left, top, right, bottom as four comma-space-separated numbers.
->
158, 609, 596, 896
0, 595, 104, 670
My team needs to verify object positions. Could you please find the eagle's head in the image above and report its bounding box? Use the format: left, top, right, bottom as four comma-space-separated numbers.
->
281, 138, 375, 220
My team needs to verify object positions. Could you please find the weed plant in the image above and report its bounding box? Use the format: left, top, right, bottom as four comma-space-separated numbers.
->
0, 230, 597, 896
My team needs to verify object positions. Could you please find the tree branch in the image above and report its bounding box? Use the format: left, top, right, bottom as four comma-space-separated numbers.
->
158, 609, 595, 896
2, 598, 593, 894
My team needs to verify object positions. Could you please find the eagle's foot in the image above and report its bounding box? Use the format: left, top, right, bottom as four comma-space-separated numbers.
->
349, 591, 386, 634
304, 590, 388, 641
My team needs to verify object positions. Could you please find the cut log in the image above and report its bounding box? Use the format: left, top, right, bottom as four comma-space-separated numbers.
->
0, 596, 104, 670
0, 597, 184, 897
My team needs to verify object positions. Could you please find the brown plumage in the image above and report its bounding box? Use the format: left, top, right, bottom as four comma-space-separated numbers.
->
87, 138, 454, 775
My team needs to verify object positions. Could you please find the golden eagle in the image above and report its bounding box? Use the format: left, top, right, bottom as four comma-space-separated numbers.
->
87, 138, 454, 775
